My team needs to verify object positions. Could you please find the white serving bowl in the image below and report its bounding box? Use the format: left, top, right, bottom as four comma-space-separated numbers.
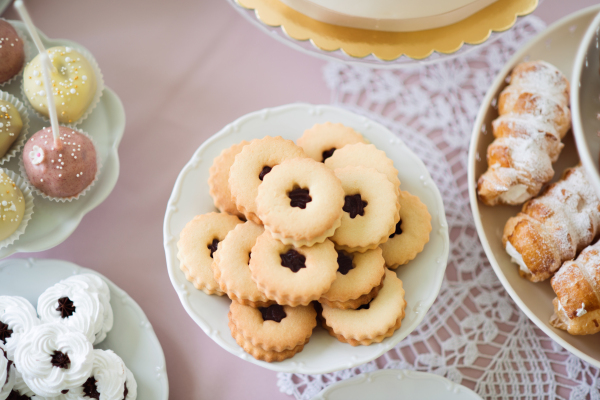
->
163, 103, 449, 374
467, 5, 600, 368
572, 11, 600, 199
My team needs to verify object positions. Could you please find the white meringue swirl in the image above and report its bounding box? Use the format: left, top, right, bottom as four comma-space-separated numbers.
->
14, 323, 93, 397
11, 363, 36, 398
124, 366, 137, 400
37, 274, 113, 345
0, 350, 15, 400
64, 349, 127, 400
0, 296, 41, 361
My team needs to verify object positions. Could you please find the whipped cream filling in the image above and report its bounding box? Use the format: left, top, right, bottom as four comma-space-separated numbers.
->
499, 184, 530, 204
506, 241, 531, 275
576, 302, 588, 318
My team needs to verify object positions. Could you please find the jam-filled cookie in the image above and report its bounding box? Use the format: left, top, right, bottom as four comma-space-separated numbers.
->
331, 166, 400, 252
297, 122, 367, 162
319, 247, 386, 309
177, 212, 243, 295
321, 269, 406, 346
213, 221, 274, 308
228, 136, 306, 224
381, 191, 432, 269
249, 231, 338, 306
208, 141, 249, 218
325, 143, 400, 192
228, 301, 316, 362
256, 157, 344, 247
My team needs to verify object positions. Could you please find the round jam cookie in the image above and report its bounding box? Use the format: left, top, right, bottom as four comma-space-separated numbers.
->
23, 127, 97, 199
319, 247, 386, 309
321, 269, 406, 346
0, 171, 25, 243
228, 301, 316, 362
331, 166, 400, 252
324, 143, 400, 192
177, 212, 243, 295
208, 141, 249, 218
0, 349, 15, 400
15, 323, 93, 397
37, 274, 113, 346
213, 221, 274, 308
297, 122, 367, 162
249, 231, 338, 306
228, 136, 306, 224
381, 191, 432, 269
0, 296, 40, 361
256, 157, 344, 247
0, 21, 24, 85
23, 46, 97, 124
64, 350, 129, 400
0, 100, 23, 158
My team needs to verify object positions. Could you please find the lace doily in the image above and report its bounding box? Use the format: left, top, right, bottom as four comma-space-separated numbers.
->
277, 16, 600, 400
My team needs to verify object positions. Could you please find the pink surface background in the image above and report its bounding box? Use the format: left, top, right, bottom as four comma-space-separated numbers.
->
3, 0, 598, 398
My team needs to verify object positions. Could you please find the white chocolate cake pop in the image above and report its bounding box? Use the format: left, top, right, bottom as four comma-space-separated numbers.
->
0, 172, 26, 243
0, 100, 23, 158
23, 126, 97, 199
23, 46, 97, 124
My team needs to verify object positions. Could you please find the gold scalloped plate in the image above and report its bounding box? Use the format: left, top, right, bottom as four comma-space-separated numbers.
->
236, 0, 538, 61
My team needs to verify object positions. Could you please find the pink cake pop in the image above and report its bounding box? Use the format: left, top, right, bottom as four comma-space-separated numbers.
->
23, 126, 96, 199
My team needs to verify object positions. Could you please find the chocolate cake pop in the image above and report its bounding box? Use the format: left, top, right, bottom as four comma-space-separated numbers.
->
0, 20, 25, 84
23, 126, 97, 199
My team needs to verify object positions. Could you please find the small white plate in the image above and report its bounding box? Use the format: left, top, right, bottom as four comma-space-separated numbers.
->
571, 11, 600, 198
311, 370, 483, 400
0, 21, 125, 258
468, 5, 600, 368
163, 103, 449, 374
0, 258, 169, 399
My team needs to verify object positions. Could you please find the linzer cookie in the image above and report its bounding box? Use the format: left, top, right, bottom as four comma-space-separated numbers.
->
228, 136, 306, 224
297, 122, 367, 162
319, 248, 386, 309
228, 301, 316, 362
325, 143, 401, 192
381, 191, 432, 269
256, 157, 344, 247
208, 141, 249, 218
249, 231, 338, 306
177, 212, 243, 295
331, 166, 400, 252
213, 221, 274, 308
321, 269, 406, 346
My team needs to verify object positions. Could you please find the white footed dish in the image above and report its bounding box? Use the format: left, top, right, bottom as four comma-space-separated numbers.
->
310, 369, 483, 400
468, 4, 600, 368
0, 259, 168, 400
164, 103, 449, 373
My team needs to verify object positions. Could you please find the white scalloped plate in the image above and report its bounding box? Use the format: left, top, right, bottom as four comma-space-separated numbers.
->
571, 11, 600, 199
0, 258, 169, 399
468, 5, 600, 368
163, 103, 449, 374
311, 369, 482, 400
0, 21, 125, 258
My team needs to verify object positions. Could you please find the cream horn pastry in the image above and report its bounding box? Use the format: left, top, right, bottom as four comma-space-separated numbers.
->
550, 240, 600, 335
477, 61, 571, 206
502, 165, 600, 282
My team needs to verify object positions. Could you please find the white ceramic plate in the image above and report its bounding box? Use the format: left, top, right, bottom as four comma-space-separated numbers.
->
163, 103, 449, 374
0, 21, 125, 258
0, 258, 168, 399
572, 11, 600, 198
468, 5, 600, 368
311, 369, 482, 400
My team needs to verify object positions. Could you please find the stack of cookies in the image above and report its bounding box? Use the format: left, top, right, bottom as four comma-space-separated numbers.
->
177, 122, 432, 362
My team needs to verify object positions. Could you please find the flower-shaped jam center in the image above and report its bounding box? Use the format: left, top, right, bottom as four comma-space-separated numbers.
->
288, 188, 312, 209
343, 194, 368, 218
259, 304, 286, 323
389, 219, 403, 239
280, 249, 306, 273
321, 148, 336, 162
259, 166, 272, 181
336, 251, 354, 275
207, 239, 219, 259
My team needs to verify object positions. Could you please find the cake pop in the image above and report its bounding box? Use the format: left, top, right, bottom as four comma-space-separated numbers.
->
23, 126, 97, 199
0, 99, 23, 158
0, 170, 25, 241
0, 20, 25, 84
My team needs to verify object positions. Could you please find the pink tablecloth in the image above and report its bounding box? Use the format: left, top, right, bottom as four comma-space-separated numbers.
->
3, 0, 598, 398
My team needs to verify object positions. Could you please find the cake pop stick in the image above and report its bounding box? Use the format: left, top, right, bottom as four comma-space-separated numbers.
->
14, 0, 62, 150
